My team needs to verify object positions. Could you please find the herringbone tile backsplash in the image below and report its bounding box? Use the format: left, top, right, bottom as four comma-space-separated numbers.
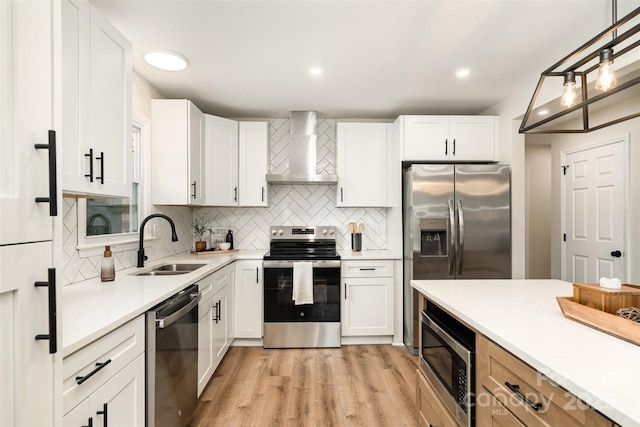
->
194, 119, 387, 251
61, 118, 387, 285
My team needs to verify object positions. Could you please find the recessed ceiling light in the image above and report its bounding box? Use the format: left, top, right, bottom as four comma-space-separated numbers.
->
456, 68, 470, 78
310, 67, 323, 76
538, 109, 549, 115
144, 50, 188, 71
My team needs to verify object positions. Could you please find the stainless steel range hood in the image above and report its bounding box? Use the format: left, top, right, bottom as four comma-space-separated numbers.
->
265, 111, 338, 184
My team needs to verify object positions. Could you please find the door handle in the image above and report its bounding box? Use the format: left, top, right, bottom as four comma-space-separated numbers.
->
85, 148, 94, 182
191, 181, 197, 199
234, 186, 238, 202
447, 199, 455, 276
34, 268, 57, 354
96, 403, 108, 427
95, 151, 104, 184
456, 199, 465, 275
34, 130, 58, 216
261, 186, 265, 202
444, 139, 448, 156
611, 250, 622, 258
452, 139, 456, 156
75, 359, 112, 385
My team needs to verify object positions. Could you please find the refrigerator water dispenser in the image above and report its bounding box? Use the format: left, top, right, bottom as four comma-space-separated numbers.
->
420, 219, 447, 257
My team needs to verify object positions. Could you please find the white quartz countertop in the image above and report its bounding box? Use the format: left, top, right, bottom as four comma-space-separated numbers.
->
338, 249, 401, 260
411, 279, 640, 426
62, 250, 266, 356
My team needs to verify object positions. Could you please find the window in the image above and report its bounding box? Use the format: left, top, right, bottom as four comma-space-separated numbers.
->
78, 113, 150, 252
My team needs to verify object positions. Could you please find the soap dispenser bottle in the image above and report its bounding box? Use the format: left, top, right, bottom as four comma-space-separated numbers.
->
225, 230, 234, 250
101, 245, 115, 282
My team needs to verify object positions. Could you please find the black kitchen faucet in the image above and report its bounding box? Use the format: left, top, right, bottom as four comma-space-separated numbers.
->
137, 214, 179, 267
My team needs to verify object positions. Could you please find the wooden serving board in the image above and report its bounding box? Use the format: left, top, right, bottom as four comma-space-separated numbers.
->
190, 249, 239, 255
556, 296, 640, 346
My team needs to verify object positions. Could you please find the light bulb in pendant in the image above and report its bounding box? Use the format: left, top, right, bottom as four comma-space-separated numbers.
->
560, 71, 578, 108
595, 48, 617, 91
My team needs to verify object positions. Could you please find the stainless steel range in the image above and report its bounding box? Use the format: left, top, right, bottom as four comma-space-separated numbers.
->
263, 226, 341, 348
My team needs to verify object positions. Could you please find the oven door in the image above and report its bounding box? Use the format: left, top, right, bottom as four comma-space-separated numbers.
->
420, 310, 472, 427
263, 260, 341, 322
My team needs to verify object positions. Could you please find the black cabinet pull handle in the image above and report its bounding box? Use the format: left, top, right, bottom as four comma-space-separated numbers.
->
234, 186, 238, 202
340, 187, 344, 203
96, 403, 108, 427
611, 250, 622, 258
256, 267, 259, 283
34, 130, 58, 216
505, 382, 542, 411
34, 268, 57, 354
95, 151, 104, 184
84, 148, 94, 182
82, 417, 93, 427
359, 268, 376, 271
344, 283, 347, 300
191, 181, 197, 199
218, 300, 222, 322
261, 186, 265, 202
452, 139, 456, 156
444, 138, 448, 155
75, 359, 112, 385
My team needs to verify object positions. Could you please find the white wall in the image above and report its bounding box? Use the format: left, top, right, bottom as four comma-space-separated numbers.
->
525, 144, 551, 278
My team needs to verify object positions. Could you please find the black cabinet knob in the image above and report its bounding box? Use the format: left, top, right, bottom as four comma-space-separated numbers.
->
611, 250, 622, 258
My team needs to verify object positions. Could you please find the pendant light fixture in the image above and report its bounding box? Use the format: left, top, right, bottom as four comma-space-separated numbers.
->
560, 71, 578, 108
594, 48, 617, 91
519, 2, 640, 134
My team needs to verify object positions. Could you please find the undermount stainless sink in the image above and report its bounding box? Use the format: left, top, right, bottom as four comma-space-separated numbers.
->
132, 263, 207, 276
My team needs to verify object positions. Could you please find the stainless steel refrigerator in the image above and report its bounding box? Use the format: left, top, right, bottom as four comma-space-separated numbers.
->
403, 164, 511, 352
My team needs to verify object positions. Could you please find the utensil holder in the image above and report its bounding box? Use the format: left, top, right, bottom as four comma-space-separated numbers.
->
351, 233, 362, 251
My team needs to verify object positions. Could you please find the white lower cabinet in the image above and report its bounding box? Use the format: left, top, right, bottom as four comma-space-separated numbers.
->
234, 260, 263, 339
63, 316, 145, 427
341, 260, 394, 336
197, 264, 234, 396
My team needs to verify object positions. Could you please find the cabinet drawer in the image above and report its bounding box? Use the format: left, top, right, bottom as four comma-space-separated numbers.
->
63, 315, 144, 414
416, 369, 459, 427
341, 260, 393, 277
198, 272, 215, 304
477, 335, 613, 427
213, 264, 230, 294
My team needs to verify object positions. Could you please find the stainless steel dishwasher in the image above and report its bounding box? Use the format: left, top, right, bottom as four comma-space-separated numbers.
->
146, 284, 201, 427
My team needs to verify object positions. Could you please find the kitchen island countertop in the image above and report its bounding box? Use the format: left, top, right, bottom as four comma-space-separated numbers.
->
62, 250, 266, 356
411, 279, 640, 426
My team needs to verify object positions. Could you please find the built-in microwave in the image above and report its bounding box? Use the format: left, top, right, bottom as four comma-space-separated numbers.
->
420, 301, 475, 427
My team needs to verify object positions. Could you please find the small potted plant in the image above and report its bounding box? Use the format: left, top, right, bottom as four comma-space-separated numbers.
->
192, 215, 212, 251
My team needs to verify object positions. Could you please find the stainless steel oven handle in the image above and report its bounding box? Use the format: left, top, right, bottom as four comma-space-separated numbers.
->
156, 292, 201, 329
262, 260, 341, 269
421, 311, 471, 362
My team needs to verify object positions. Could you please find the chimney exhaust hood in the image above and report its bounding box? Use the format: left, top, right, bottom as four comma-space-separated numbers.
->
265, 111, 338, 184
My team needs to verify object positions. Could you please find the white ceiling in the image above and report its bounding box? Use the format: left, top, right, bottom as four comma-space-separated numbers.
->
91, 0, 638, 119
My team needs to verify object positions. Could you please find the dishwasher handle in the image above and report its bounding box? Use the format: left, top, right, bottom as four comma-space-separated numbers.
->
156, 292, 201, 329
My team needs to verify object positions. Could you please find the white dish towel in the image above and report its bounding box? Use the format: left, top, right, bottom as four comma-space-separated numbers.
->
293, 261, 313, 305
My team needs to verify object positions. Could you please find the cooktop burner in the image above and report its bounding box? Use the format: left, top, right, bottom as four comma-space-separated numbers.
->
263, 226, 340, 261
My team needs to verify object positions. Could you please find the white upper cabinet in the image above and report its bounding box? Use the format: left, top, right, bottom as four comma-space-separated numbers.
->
238, 122, 268, 207
152, 99, 205, 205
204, 114, 238, 206
399, 115, 498, 162
336, 122, 391, 207
61, 0, 132, 197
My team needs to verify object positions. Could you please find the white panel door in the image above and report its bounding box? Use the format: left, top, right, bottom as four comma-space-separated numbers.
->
205, 114, 238, 206
1, 0, 54, 245
89, 4, 132, 197
0, 242, 54, 426
238, 121, 268, 206
234, 260, 263, 339
564, 140, 626, 283
402, 116, 449, 161
342, 277, 393, 336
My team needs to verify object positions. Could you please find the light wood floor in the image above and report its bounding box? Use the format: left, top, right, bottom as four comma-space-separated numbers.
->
191, 345, 420, 427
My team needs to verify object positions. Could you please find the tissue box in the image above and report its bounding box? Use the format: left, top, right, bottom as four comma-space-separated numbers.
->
573, 283, 640, 314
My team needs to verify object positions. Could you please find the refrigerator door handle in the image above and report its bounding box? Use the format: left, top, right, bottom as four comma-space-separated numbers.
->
447, 199, 456, 275
456, 199, 465, 275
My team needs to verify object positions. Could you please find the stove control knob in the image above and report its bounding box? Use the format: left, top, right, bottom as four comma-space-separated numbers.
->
329, 229, 335, 236
322, 229, 328, 235
278, 229, 284, 236
271, 229, 277, 236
